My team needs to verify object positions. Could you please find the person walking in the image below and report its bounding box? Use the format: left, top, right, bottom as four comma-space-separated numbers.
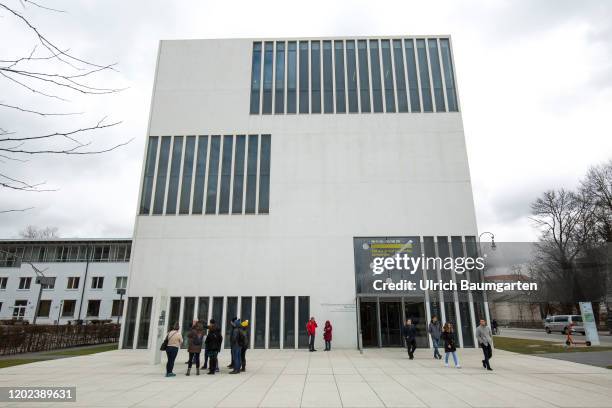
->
323, 320, 333, 351
402, 319, 417, 359
204, 322, 223, 375
428, 316, 442, 360
164, 323, 183, 377
186, 322, 204, 376
441, 323, 461, 368
306, 317, 318, 352
229, 318, 244, 374
476, 319, 493, 371
240, 320, 250, 372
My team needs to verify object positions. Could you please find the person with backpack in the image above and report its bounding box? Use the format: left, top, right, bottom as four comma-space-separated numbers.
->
229, 317, 244, 374
164, 323, 183, 377
323, 321, 333, 351
240, 320, 250, 371
441, 322, 461, 368
186, 322, 204, 376
402, 319, 417, 359
428, 316, 442, 360
306, 317, 318, 352
204, 321, 222, 375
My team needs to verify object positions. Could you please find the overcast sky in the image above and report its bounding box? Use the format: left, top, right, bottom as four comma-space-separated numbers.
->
1, 0, 611, 241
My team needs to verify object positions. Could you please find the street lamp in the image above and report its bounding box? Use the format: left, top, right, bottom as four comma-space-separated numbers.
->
477, 231, 496, 329
116, 289, 126, 324
55, 299, 64, 325
33, 276, 55, 325
478, 231, 496, 254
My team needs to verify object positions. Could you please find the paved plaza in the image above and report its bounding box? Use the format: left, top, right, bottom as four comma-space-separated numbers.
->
1, 348, 611, 408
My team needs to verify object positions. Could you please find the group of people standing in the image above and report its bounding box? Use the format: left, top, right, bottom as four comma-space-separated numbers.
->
164, 316, 334, 377
403, 317, 494, 370
162, 317, 249, 377
306, 317, 333, 351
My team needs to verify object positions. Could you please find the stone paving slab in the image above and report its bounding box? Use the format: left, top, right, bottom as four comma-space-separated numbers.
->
0, 348, 611, 407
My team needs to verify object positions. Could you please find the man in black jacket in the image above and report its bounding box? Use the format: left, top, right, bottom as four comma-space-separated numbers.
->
229, 318, 244, 374
402, 319, 417, 359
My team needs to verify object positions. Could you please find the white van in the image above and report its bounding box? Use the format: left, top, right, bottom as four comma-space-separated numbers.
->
544, 315, 585, 335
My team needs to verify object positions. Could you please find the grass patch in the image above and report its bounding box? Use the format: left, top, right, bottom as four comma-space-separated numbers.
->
494, 336, 612, 355
44, 343, 118, 357
0, 359, 49, 369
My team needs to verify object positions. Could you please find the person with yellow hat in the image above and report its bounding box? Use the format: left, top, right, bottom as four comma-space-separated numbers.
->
240, 320, 250, 372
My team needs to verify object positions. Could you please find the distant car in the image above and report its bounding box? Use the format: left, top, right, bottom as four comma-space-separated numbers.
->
544, 315, 585, 335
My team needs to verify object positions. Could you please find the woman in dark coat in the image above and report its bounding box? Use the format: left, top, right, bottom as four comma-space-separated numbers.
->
441, 323, 461, 368
204, 322, 223, 375
323, 321, 333, 351
186, 323, 204, 376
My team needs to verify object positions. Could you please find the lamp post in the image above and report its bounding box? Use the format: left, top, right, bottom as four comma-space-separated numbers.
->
478, 231, 496, 254
116, 289, 126, 324
56, 299, 64, 325
477, 232, 496, 329
33, 276, 55, 325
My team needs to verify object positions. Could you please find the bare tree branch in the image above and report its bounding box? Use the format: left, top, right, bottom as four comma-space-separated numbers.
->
1, 71, 70, 101
0, 102, 82, 116
0, 207, 34, 214
1, 137, 132, 155
0, 1, 128, 210
22, 0, 65, 13
0, 3, 113, 70
0, 120, 121, 143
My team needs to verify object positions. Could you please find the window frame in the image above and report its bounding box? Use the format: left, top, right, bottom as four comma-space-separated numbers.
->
67, 276, 80, 290
91, 276, 104, 290
18, 277, 32, 290
86, 299, 101, 318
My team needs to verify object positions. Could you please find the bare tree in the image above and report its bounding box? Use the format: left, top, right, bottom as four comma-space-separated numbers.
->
580, 160, 612, 329
0, 1, 130, 212
581, 160, 612, 243
530, 189, 599, 313
19, 225, 59, 239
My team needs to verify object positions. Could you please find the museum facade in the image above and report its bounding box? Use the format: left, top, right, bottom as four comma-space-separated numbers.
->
120, 36, 487, 351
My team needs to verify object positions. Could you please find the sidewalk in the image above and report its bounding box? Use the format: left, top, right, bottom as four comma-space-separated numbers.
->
1, 347, 611, 407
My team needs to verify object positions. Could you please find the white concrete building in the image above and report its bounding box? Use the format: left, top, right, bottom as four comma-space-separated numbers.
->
0, 239, 130, 324
122, 36, 486, 352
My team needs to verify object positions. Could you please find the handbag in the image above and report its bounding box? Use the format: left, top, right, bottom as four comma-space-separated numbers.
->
160, 331, 176, 351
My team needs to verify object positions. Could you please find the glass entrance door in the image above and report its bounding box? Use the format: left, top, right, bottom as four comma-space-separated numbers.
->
359, 299, 378, 347
404, 299, 428, 347
379, 299, 403, 347
359, 297, 429, 348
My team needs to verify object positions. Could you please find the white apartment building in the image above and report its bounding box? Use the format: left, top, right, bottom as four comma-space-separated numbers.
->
0, 239, 131, 324
122, 36, 486, 352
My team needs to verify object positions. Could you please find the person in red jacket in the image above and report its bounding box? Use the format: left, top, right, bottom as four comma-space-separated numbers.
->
323, 320, 333, 351
306, 317, 318, 352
